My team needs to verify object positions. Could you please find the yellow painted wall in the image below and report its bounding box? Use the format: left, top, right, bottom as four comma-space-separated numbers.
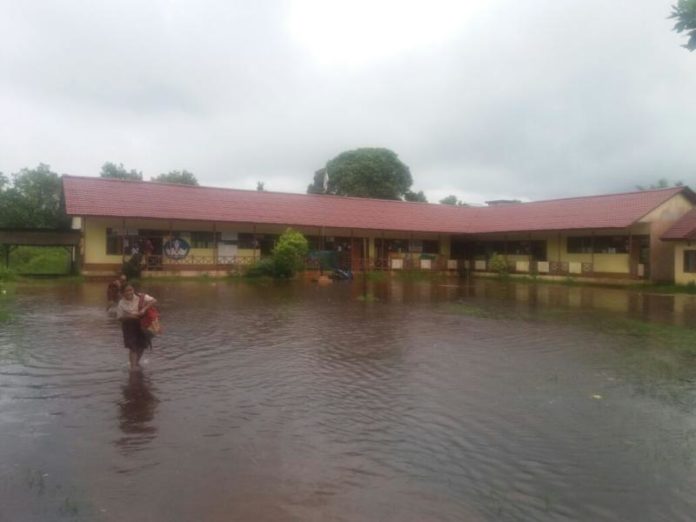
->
187, 248, 214, 259
85, 218, 263, 264
506, 254, 531, 263
84, 218, 125, 264
556, 234, 629, 273
547, 235, 562, 262
439, 236, 451, 257
674, 243, 696, 285
592, 254, 629, 273
639, 193, 694, 223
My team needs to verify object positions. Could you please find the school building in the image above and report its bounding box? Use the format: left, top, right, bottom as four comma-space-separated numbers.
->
61, 175, 696, 284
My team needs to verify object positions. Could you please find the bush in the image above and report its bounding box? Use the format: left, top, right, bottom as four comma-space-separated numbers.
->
0, 266, 17, 281
8, 246, 70, 274
489, 253, 508, 275
244, 229, 309, 279
271, 228, 309, 278
245, 258, 276, 278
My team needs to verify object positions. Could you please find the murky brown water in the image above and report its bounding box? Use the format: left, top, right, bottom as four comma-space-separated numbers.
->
2, 278, 696, 521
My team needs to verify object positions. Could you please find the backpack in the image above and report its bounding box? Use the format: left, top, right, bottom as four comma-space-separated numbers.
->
138, 293, 162, 337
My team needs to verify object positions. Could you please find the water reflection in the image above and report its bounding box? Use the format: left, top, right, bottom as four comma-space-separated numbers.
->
114, 371, 159, 454
2, 279, 696, 521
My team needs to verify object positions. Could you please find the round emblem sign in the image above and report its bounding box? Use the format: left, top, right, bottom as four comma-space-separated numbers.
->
163, 238, 191, 260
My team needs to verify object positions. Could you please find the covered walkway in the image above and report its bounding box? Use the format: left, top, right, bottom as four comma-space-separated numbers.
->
0, 228, 81, 274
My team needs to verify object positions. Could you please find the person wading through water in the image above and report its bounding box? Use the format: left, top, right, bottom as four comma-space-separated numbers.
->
106, 274, 127, 315
116, 284, 157, 371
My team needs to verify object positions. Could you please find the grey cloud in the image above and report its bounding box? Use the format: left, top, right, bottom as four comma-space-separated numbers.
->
1, 0, 694, 204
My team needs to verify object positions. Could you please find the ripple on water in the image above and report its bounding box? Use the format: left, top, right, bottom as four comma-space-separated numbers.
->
1, 281, 696, 521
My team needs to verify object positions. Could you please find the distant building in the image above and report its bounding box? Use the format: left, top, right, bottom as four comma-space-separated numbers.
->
485, 199, 522, 206
661, 208, 696, 285
62, 176, 696, 283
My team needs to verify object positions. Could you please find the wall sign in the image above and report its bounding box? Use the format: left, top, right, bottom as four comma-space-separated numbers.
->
163, 237, 191, 260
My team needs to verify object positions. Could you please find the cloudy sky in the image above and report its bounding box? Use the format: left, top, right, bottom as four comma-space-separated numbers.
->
1, 0, 695, 204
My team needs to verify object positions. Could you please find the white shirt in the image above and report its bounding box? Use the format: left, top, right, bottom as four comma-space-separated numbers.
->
117, 293, 154, 319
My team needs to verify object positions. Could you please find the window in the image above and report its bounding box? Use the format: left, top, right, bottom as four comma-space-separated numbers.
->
507, 241, 531, 255
593, 236, 628, 254
190, 231, 218, 249
422, 240, 439, 254
238, 233, 257, 249
685, 250, 696, 273
106, 228, 122, 255
106, 228, 141, 255
567, 236, 628, 254
567, 237, 593, 254
378, 239, 407, 253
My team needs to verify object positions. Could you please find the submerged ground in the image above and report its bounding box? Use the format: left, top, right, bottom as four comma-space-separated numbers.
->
1, 278, 696, 521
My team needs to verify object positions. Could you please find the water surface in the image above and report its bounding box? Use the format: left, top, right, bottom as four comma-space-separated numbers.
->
1, 279, 696, 521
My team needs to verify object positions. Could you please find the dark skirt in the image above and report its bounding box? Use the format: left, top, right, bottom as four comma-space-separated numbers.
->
121, 318, 149, 354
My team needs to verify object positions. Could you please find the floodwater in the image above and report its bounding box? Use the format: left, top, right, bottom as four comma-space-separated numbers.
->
1, 278, 696, 521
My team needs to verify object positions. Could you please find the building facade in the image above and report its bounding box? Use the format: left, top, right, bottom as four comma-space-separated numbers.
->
62, 176, 696, 283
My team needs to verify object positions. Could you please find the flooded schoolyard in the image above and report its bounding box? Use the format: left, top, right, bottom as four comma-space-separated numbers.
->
1, 278, 696, 521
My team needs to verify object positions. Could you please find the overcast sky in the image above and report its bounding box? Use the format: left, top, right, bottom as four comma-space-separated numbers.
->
1, 0, 695, 204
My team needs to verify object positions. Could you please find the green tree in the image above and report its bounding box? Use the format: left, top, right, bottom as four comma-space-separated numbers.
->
271, 228, 309, 278
100, 162, 142, 181
440, 195, 459, 205
307, 168, 327, 194
671, 0, 696, 51
439, 195, 469, 206
0, 164, 70, 229
309, 148, 413, 200
404, 190, 428, 202
489, 253, 509, 276
152, 170, 198, 185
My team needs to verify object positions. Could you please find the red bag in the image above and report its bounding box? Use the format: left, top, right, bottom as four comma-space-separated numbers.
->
138, 294, 162, 336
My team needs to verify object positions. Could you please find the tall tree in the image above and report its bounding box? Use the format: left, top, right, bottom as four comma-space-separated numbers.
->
152, 170, 198, 185
671, 0, 696, 51
256, 181, 265, 191
100, 162, 142, 181
308, 148, 413, 200
0, 164, 70, 229
307, 168, 327, 194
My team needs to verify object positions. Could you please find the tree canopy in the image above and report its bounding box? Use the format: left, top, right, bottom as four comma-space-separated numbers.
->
152, 170, 198, 185
0, 164, 70, 229
671, 0, 696, 51
308, 148, 414, 200
439, 195, 469, 206
440, 195, 460, 205
100, 162, 142, 181
404, 190, 428, 203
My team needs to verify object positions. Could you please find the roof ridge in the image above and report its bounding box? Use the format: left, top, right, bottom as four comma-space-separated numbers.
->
62, 174, 444, 207
63, 174, 688, 208
511, 186, 684, 206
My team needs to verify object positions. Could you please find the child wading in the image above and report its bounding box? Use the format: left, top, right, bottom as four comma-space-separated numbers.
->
116, 284, 157, 371
106, 274, 127, 316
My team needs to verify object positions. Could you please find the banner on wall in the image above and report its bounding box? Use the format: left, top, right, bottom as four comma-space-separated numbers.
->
163, 237, 191, 260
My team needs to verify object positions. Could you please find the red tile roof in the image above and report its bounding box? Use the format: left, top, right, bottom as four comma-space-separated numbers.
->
662, 208, 696, 241
62, 176, 693, 235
